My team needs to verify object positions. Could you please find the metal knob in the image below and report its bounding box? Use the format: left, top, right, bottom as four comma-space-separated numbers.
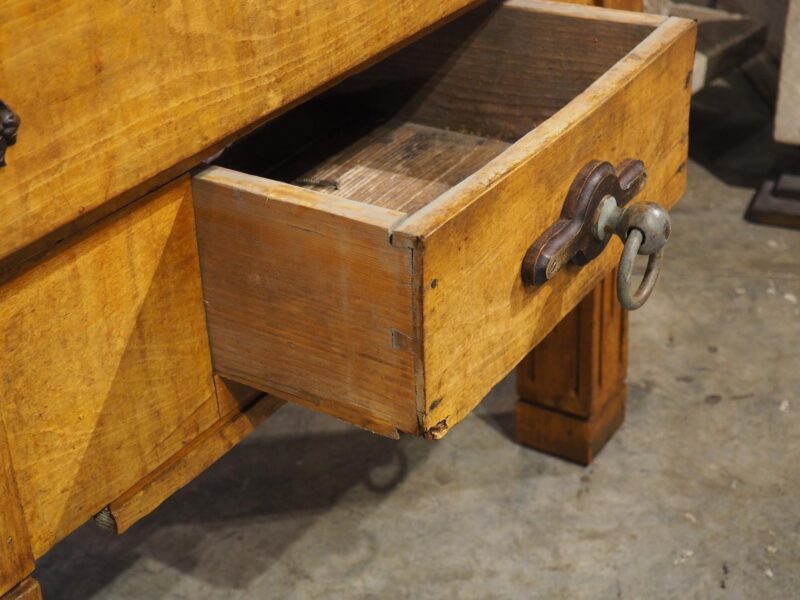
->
592, 197, 671, 310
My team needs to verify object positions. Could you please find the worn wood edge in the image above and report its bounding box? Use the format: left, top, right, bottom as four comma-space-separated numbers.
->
194, 166, 408, 231
1, 579, 42, 600
503, 0, 662, 25
0, 174, 193, 288
105, 394, 283, 535
222, 375, 402, 439
390, 16, 695, 242
409, 243, 428, 434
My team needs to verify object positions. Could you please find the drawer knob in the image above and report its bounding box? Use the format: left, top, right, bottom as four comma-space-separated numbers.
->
521, 159, 670, 310
0, 100, 21, 167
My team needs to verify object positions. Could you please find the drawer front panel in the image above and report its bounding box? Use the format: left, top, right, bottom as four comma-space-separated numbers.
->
393, 16, 695, 434
0, 178, 218, 556
192, 170, 417, 437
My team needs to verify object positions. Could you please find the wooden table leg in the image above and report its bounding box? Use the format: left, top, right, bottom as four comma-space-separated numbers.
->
516, 271, 628, 465
1, 579, 42, 600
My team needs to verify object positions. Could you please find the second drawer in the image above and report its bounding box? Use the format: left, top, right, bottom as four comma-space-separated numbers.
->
192, 0, 695, 438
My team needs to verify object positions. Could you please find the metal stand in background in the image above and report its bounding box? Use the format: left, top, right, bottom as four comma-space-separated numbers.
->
747, 174, 800, 229
749, 1, 800, 229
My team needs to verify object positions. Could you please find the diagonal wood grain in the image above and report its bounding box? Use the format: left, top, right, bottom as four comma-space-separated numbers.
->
0, 415, 33, 596
0, 178, 219, 556
0, 0, 481, 271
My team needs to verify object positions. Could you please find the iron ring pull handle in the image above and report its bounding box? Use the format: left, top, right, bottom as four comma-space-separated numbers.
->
593, 196, 670, 311
521, 159, 671, 311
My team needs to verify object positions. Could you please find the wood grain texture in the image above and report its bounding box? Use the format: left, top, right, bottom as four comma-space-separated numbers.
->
331, 0, 659, 142
393, 11, 695, 436
214, 375, 265, 418
0, 579, 41, 600
193, 167, 417, 436
557, 0, 642, 8
598, 0, 643, 10
516, 384, 626, 465
516, 271, 628, 464
0, 0, 481, 270
0, 416, 33, 596
109, 393, 284, 534
0, 178, 219, 557
517, 270, 628, 418
289, 121, 509, 213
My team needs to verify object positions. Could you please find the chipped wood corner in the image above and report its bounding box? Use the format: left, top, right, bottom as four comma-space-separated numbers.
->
422, 417, 450, 440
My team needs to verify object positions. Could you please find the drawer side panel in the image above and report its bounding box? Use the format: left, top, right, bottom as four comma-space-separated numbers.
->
400, 18, 696, 434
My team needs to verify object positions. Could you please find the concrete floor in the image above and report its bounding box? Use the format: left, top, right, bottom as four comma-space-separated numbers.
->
36, 76, 800, 599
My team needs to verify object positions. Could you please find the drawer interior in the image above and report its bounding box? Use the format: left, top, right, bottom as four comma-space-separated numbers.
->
214, 2, 655, 215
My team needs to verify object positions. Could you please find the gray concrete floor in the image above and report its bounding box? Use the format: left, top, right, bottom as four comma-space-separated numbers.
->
36, 75, 800, 599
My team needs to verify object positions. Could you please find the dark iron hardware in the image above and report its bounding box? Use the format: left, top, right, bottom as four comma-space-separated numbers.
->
0, 100, 21, 167
521, 159, 671, 310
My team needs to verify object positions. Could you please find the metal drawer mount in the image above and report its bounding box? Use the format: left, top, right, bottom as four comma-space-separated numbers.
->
0, 100, 21, 167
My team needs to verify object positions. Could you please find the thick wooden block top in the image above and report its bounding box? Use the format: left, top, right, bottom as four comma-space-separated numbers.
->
0, 0, 479, 269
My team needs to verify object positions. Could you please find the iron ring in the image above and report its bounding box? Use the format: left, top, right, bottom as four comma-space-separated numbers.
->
617, 228, 662, 311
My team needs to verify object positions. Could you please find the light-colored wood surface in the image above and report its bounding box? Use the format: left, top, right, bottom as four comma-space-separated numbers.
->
0, 579, 42, 600
0, 416, 33, 596
192, 168, 416, 436
516, 271, 628, 464
0, 0, 480, 271
393, 9, 695, 436
288, 121, 510, 214
109, 392, 284, 534
196, 2, 693, 437
559, 0, 643, 8
0, 178, 219, 557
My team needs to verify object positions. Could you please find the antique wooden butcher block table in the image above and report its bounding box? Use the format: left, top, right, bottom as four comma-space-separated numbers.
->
0, 0, 694, 596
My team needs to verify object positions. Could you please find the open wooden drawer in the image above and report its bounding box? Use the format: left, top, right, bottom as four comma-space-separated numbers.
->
192, 0, 695, 438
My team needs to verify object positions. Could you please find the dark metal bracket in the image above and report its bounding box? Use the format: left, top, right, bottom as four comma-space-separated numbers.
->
0, 100, 21, 167
521, 159, 648, 286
